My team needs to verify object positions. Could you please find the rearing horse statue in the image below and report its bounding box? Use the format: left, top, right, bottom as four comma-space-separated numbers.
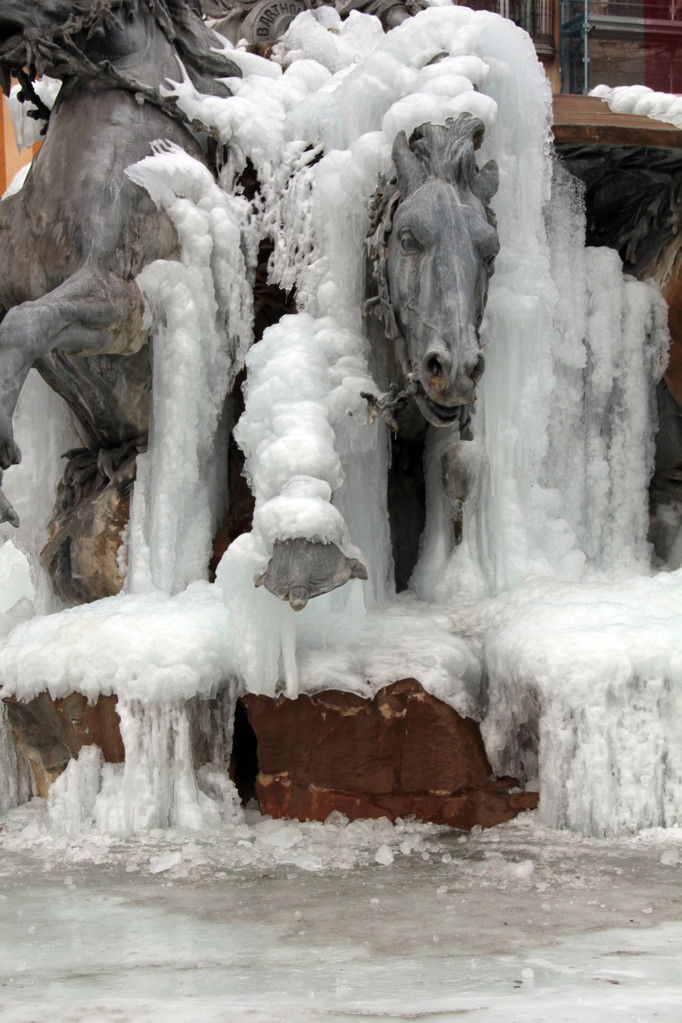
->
0, 0, 241, 528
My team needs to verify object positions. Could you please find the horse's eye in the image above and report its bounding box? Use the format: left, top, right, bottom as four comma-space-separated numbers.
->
399, 229, 422, 254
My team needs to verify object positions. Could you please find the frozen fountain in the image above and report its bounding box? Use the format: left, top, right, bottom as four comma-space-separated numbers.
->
0, 0, 680, 848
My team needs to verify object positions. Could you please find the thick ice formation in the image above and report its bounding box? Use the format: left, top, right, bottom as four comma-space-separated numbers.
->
126, 143, 254, 595
46, 698, 242, 835
235, 313, 375, 549
0, 373, 80, 613
542, 166, 668, 577
479, 570, 682, 835
591, 83, 682, 130
0, 7, 678, 839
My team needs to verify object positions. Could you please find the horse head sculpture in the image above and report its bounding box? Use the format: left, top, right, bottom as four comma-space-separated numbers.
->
368, 113, 499, 432
363, 113, 499, 588
0, 1, 241, 536
261, 116, 501, 608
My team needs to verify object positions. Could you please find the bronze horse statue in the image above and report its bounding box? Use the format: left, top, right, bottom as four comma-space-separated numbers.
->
260, 114, 499, 605
0, 0, 241, 536
361, 113, 499, 588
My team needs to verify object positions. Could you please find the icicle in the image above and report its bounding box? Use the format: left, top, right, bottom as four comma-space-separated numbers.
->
128, 145, 254, 595
0, 703, 26, 813
47, 691, 243, 837
280, 608, 299, 698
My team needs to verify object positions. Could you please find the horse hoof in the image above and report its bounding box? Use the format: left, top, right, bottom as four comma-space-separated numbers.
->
288, 586, 310, 611
1, 506, 20, 528
0, 438, 21, 470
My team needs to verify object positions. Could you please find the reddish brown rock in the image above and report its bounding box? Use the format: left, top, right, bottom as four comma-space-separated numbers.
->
661, 251, 682, 408
40, 446, 137, 605
4, 692, 124, 798
241, 679, 537, 830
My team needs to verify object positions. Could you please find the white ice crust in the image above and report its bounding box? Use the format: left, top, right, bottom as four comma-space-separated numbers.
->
0, 7, 679, 839
591, 83, 682, 129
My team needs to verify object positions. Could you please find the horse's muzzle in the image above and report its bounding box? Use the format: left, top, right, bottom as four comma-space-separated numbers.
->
420, 349, 485, 409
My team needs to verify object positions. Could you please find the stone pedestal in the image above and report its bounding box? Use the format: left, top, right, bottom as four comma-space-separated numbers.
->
242, 679, 537, 830
4, 693, 124, 798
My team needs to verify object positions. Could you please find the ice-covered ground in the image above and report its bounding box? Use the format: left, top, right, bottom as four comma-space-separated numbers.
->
1, 802, 681, 1022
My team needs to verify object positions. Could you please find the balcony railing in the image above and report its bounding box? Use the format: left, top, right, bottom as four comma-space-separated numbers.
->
463, 0, 556, 51
562, 0, 682, 20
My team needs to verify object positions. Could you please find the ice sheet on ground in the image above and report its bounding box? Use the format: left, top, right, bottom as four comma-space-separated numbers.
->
0, 805, 681, 1022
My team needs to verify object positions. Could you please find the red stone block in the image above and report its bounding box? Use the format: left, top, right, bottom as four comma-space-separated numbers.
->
241, 679, 537, 830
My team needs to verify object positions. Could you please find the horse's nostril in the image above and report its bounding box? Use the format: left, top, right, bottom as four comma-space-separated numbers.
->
472, 355, 485, 382
424, 353, 450, 378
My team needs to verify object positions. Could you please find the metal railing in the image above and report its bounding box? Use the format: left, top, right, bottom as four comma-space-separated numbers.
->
463, 0, 556, 48
561, 0, 682, 22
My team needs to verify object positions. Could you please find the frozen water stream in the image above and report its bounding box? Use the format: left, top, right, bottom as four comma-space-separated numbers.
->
0, 808, 681, 1021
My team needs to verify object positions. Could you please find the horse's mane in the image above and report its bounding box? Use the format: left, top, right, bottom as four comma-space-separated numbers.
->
163, 0, 242, 95
6, 0, 239, 130
409, 115, 485, 186
366, 184, 402, 343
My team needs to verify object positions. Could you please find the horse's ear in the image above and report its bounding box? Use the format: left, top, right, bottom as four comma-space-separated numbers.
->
392, 132, 426, 197
168, 0, 242, 93
471, 159, 499, 206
